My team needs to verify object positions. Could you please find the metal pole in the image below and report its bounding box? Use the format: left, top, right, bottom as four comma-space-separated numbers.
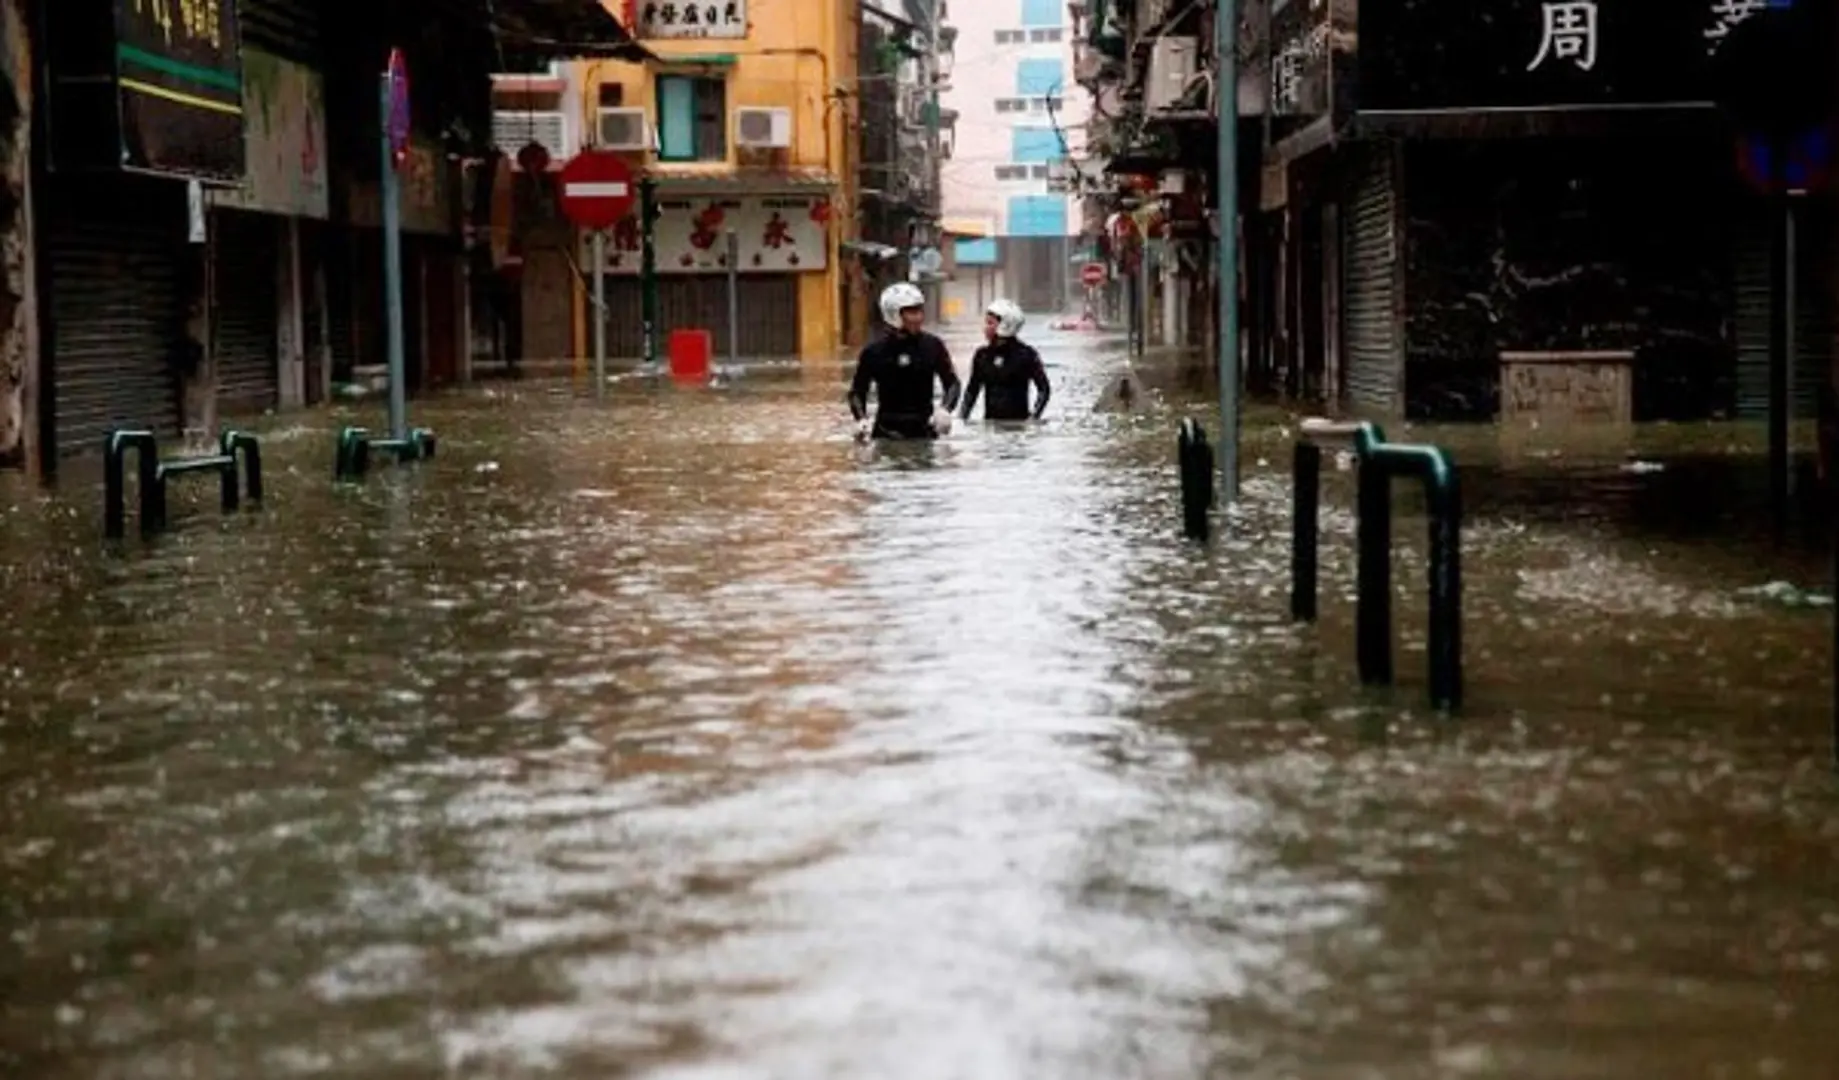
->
1786, 193, 1800, 498
640, 176, 658, 369
380, 76, 407, 441
591, 229, 607, 395
1139, 242, 1152, 349
1215, 0, 1241, 504
1769, 168, 1791, 542
725, 229, 739, 371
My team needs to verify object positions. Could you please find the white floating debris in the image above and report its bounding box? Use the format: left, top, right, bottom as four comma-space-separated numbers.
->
1620, 460, 1665, 474
474, 462, 500, 475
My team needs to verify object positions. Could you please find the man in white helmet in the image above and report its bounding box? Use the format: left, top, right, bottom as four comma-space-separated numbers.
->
959, 298, 1051, 422
849, 282, 962, 440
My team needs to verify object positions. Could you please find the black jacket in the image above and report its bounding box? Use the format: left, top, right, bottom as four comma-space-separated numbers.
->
961, 338, 1050, 421
849, 331, 962, 438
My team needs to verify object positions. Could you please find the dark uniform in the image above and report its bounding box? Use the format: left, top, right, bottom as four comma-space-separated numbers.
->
849, 331, 962, 439
960, 338, 1051, 421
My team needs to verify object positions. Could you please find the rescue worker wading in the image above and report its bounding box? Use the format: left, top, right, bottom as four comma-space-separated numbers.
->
850, 283, 962, 441
960, 298, 1050, 422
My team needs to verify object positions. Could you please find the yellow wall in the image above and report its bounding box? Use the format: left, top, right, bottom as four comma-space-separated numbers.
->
575, 0, 858, 363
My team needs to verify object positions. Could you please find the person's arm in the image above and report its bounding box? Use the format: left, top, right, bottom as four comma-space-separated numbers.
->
1028, 347, 1052, 420
848, 346, 875, 421
935, 343, 963, 413
959, 351, 986, 419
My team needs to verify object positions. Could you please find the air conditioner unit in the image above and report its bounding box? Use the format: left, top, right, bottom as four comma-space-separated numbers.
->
1145, 36, 1199, 112
734, 106, 793, 149
597, 107, 651, 151
493, 110, 570, 166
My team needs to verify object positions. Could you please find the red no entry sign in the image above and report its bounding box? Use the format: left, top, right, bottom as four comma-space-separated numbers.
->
1080, 262, 1107, 287
557, 150, 636, 231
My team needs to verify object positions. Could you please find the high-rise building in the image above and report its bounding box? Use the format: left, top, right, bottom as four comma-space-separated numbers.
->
938, 0, 1089, 322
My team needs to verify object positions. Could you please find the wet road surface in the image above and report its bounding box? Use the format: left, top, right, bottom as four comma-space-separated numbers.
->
2, 328, 1838, 1078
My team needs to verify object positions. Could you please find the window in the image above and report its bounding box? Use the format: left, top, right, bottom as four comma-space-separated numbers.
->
994, 29, 1025, 43
996, 96, 1059, 113
994, 165, 1031, 180
1030, 164, 1050, 179
1007, 194, 1067, 237
598, 83, 624, 108
1028, 27, 1063, 42
1010, 125, 1062, 163
656, 75, 726, 162
1020, 0, 1061, 28
1016, 58, 1063, 97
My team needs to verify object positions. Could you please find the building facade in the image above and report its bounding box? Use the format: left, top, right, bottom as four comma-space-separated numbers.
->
6, 0, 638, 477
939, 0, 1091, 321
488, 0, 857, 368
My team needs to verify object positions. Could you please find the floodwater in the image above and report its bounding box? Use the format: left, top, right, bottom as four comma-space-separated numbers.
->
2, 328, 1837, 1079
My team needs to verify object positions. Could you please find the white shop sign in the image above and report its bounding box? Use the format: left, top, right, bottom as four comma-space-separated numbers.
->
589, 195, 831, 274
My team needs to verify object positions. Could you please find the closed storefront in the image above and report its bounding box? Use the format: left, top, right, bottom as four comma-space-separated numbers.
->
1342, 145, 1402, 412
592, 275, 800, 361
211, 209, 281, 414
43, 177, 189, 457
1733, 202, 1835, 419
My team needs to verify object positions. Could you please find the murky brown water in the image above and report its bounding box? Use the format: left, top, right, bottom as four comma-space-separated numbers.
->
2, 329, 1837, 1079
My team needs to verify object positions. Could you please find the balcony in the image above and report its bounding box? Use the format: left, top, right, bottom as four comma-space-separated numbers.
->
493, 110, 574, 169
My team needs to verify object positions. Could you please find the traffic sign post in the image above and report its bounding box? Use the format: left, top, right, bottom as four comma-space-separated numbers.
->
558, 151, 638, 395
381, 49, 410, 441
1080, 262, 1106, 288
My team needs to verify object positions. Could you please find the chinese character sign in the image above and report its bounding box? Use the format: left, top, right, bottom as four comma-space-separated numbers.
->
114, 0, 244, 180
1528, 1, 1599, 72
1358, 0, 1716, 111
638, 0, 747, 39
592, 196, 830, 273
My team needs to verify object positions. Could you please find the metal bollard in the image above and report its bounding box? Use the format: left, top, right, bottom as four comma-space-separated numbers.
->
221, 430, 265, 504
335, 427, 372, 481
1177, 419, 1213, 542
1356, 434, 1463, 712
103, 430, 160, 540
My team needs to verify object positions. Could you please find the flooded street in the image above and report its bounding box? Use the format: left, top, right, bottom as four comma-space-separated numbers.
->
3, 327, 1838, 1079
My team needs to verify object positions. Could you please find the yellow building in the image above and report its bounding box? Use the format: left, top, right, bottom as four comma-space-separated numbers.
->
541, 0, 858, 366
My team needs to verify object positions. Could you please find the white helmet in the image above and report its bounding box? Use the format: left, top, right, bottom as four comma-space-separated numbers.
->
985, 298, 1025, 338
879, 282, 926, 328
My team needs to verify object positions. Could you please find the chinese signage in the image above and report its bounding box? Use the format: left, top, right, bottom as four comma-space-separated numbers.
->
114, 0, 244, 181
1356, 0, 1742, 112
636, 0, 747, 39
1269, 0, 1337, 122
589, 195, 831, 274
343, 138, 453, 234
206, 49, 327, 218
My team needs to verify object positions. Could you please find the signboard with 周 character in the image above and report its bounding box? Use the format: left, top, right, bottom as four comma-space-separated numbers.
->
1355, 0, 1757, 113
636, 0, 748, 39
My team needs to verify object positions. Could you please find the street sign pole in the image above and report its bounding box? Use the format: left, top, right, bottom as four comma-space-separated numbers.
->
379, 72, 407, 442
592, 228, 608, 396
1215, 0, 1242, 505
725, 230, 739, 373
641, 177, 658, 369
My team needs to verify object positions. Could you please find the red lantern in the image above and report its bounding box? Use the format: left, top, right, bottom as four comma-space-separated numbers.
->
517, 141, 551, 174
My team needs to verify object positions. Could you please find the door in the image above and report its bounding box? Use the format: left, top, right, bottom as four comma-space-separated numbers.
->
212, 209, 281, 415
43, 176, 188, 459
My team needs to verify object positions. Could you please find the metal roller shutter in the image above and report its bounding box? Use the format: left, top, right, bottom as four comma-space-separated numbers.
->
212, 210, 280, 415
594, 274, 801, 361
1342, 144, 1402, 411
45, 179, 187, 458
1734, 204, 1833, 419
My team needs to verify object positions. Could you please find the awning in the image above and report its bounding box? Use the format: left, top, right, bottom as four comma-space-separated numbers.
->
488, 0, 656, 63
940, 218, 993, 237
649, 168, 838, 195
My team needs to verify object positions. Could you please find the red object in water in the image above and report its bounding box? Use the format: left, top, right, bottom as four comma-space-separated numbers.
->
668, 329, 713, 383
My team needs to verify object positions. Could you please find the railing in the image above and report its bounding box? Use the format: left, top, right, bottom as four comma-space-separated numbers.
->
334, 426, 437, 482
1293, 418, 1464, 712
104, 429, 264, 540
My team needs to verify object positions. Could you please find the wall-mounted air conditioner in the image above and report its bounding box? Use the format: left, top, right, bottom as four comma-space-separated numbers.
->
734, 107, 793, 149
597, 107, 651, 151
1145, 36, 1199, 113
